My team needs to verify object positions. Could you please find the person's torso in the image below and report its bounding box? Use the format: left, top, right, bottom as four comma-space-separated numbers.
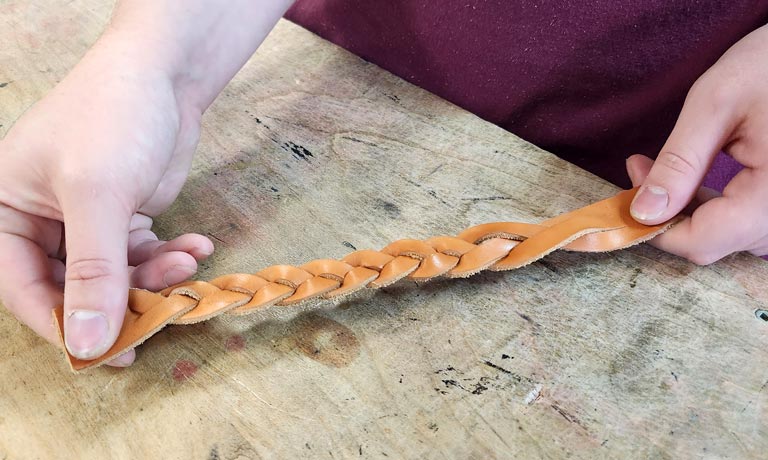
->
286, 0, 768, 186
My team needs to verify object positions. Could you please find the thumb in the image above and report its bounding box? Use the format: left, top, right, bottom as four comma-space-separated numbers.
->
61, 186, 132, 360
630, 83, 734, 225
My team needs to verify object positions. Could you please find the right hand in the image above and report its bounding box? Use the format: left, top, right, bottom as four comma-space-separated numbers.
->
0, 37, 213, 366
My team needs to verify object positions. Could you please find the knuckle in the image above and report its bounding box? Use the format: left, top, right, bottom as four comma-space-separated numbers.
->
56, 164, 122, 192
57, 172, 112, 195
688, 73, 736, 112
655, 150, 701, 177
66, 257, 117, 283
56, 172, 135, 216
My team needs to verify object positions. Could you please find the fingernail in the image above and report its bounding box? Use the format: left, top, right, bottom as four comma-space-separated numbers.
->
65, 310, 110, 359
163, 264, 196, 287
631, 185, 669, 221
199, 244, 214, 258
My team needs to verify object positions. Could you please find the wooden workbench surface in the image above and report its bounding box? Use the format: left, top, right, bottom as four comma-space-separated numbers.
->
1, 1, 767, 458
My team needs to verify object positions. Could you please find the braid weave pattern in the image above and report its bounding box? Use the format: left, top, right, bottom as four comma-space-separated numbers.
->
54, 188, 676, 371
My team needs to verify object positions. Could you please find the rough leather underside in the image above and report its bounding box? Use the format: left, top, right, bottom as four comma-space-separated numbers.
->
53, 188, 677, 371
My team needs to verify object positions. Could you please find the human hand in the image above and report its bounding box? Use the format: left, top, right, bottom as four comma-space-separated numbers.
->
0, 38, 212, 366
0, 0, 296, 368
627, 24, 768, 264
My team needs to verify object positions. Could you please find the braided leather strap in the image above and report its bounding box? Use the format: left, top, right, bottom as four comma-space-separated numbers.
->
53, 188, 677, 371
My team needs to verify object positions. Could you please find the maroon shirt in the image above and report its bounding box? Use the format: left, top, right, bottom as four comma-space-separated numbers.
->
286, 1, 768, 188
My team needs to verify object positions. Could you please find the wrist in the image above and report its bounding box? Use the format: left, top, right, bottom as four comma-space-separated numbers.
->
97, 0, 294, 113
87, 25, 205, 115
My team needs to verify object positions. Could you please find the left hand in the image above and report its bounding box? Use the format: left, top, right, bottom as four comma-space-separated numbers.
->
627, 24, 768, 265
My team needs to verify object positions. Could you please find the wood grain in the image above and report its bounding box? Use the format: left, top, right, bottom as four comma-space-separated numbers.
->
1, 1, 767, 458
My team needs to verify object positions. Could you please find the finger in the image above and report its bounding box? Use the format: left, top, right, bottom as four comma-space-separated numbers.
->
648, 167, 766, 264
0, 235, 136, 368
106, 349, 136, 368
159, 233, 213, 261
626, 154, 654, 186
0, 232, 63, 345
60, 187, 132, 360
630, 82, 737, 225
627, 154, 723, 212
129, 213, 154, 232
130, 251, 198, 291
48, 257, 66, 287
127, 228, 158, 266
128, 230, 213, 266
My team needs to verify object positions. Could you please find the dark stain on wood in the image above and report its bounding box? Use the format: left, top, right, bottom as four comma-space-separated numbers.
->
225, 335, 246, 352
608, 318, 669, 391
172, 360, 199, 382
439, 377, 491, 395
288, 313, 360, 367
434, 364, 533, 395
483, 360, 512, 375
282, 141, 314, 162
374, 198, 400, 218
665, 290, 699, 314
244, 109, 269, 128
536, 259, 560, 273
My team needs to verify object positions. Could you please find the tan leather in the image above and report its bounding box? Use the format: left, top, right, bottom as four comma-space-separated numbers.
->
53, 188, 678, 371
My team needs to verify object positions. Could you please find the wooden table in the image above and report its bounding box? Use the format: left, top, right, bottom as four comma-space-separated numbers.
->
1, 1, 767, 458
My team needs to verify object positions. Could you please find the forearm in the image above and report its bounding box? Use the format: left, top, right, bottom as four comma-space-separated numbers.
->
96, 0, 295, 111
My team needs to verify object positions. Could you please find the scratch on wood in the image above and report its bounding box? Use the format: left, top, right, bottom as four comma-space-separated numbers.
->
463, 196, 512, 202
427, 163, 444, 177
549, 403, 591, 435
551, 404, 578, 424
482, 360, 534, 384
523, 384, 543, 405
207, 232, 227, 244
474, 407, 513, 450
729, 430, 748, 455
228, 376, 318, 422
742, 379, 768, 413
102, 375, 118, 392
339, 135, 378, 147
426, 189, 449, 206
